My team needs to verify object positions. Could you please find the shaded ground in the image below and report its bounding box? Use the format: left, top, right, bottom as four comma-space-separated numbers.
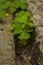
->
15, 32, 36, 65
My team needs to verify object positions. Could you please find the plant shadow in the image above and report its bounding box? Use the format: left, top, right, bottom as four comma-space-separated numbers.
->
14, 28, 37, 58
14, 28, 43, 65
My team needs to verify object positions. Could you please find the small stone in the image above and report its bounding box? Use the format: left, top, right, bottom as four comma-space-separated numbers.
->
28, 57, 31, 60
39, 43, 43, 53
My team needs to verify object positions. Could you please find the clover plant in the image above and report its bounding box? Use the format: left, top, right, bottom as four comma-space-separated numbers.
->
0, 0, 34, 45
0, 0, 27, 17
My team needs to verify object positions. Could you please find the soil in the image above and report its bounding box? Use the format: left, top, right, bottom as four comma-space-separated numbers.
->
15, 31, 37, 65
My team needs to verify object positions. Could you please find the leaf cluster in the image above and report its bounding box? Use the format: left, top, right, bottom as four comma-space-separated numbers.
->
0, 0, 27, 18
9, 10, 34, 40
0, 0, 35, 45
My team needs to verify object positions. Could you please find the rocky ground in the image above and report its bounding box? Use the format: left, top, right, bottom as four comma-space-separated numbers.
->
0, 16, 16, 65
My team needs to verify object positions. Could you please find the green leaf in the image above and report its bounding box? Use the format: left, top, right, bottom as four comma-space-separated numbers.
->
0, 0, 6, 2
23, 24, 33, 32
9, 24, 15, 31
13, 28, 22, 34
19, 40, 27, 46
14, 22, 22, 29
0, 11, 6, 18
0, 2, 10, 9
21, 4, 27, 9
28, 22, 34, 27
22, 24, 25, 28
14, 15, 27, 23
9, 7, 16, 13
18, 32, 30, 40
13, 23, 22, 34
14, 11, 30, 24
14, 0, 27, 9
16, 11, 30, 17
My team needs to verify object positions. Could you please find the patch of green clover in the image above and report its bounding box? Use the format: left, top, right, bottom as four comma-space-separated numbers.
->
0, 0, 27, 18
0, 0, 35, 45
9, 11, 34, 40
